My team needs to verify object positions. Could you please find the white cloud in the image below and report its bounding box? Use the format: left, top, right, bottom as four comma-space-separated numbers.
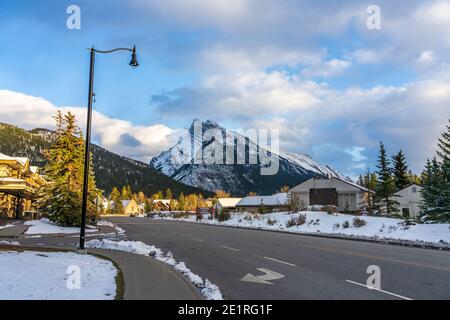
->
302, 59, 352, 78
417, 50, 435, 65
0, 90, 175, 163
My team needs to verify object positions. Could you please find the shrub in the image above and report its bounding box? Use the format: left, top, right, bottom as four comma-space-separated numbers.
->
217, 209, 231, 222
285, 214, 306, 228
324, 205, 337, 215
352, 217, 366, 228
333, 223, 340, 230
243, 214, 253, 222
342, 220, 350, 229
267, 217, 277, 226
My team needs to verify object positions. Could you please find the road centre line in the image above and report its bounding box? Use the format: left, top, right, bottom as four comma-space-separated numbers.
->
264, 256, 296, 267
220, 245, 240, 252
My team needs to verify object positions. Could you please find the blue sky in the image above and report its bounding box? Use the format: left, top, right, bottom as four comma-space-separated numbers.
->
1, 0, 450, 179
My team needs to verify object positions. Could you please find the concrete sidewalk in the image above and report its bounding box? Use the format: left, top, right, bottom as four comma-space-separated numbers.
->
0, 223, 29, 238
89, 248, 202, 300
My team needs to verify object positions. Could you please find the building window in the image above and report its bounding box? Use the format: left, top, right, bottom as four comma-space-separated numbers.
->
412, 187, 417, 193
402, 208, 410, 218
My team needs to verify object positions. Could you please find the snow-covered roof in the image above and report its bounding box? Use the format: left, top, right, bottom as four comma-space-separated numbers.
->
122, 200, 132, 207
0, 152, 29, 166
30, 166, 39, 174
237, 193, 288, 207
152, 199, 171, 206
216, 198, 242, 208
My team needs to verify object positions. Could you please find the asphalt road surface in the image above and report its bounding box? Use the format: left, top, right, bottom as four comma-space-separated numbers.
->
108, 217, 450, 300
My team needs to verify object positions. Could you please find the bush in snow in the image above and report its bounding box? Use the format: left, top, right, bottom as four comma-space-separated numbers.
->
266, 218, 277, 226
324, 205, 338, 215
243, 214, 253, 222
352, 217, 366, 228
333, 223, 340, 230
217, 209, 231, 222
342, 220, 350, 229
285, 214, 306, 228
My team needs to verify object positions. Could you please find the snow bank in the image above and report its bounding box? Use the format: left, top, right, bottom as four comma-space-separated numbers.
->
86, 239, 223, 300
24, 219, 97, 235
0, 250, 117, 300
97, 220, 125, 234
154, 211, 450, 247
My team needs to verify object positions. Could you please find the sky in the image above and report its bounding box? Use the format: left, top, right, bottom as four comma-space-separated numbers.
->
0, 0, 450, 179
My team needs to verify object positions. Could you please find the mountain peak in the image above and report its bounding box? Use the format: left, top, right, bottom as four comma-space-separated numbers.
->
151, 120, 348, 195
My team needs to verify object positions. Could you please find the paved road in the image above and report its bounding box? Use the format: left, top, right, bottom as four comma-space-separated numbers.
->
108, 217, 450, 300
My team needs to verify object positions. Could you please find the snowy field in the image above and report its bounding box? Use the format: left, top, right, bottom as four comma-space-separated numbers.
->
0, 250, 117, 299
24, 218, 98, 235
153, 211, 450, 246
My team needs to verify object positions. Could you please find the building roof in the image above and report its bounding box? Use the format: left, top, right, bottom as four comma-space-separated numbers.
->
0, 152, 29, 166
237, 193, 288, 207
152, 199, 171, 205
216, 198, 242, 208
394, 183, 422, 195
290, 177, 374, 193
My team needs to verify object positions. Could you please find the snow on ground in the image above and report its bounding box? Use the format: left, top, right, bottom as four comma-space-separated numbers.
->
24, 218, 97, 235
86, 239, 223, 300
153, 211, 450, 246
0, 223, 14, 230
97, 220, 125, 234
0, 250, 117, 300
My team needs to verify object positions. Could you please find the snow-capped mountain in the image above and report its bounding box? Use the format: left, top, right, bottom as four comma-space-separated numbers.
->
150, 120, 350, 195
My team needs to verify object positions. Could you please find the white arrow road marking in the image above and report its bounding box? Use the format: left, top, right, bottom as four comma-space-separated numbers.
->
241, 268, 285, 285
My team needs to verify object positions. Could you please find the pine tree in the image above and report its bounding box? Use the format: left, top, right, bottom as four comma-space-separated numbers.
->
420, 158, 449, 222
375, 142, 399, 215
39, 112, 100, 226
420, 119, 450, 223
165, 188, 173, 200
437, 119, 450, 161
110, 187, 123, 215
392, 150, 410, 190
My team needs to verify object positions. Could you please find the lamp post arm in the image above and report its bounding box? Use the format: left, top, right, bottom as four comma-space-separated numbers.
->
91, 47, 133, 54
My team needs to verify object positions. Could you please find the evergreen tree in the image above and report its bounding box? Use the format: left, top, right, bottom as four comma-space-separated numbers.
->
39, 112, 100, 226
144, 199, 153, 213
392, 150, 410, 190
165, 188, 173, 200
420, 158, 449, 222
374, 142, 399, 215
420, 119, 450, 223
437, 119, 450, 161
110, 187, 123, 215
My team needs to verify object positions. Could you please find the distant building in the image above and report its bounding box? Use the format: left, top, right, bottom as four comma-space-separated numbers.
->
392, 184, 423, 220
103, 198, 140, 215
121, 199, 140, 215
289, 177, 373, 212
152, 199, 172, 211
236, 193, 288, 213
214, 198, 242, 213
0, 153, 46, 219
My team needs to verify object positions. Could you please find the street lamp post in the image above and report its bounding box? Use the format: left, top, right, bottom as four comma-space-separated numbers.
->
79, 45, 139, 250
